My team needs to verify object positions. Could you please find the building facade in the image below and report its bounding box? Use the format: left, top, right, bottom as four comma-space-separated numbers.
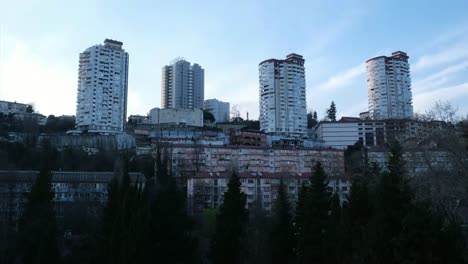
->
259, 54, 307, 136
204, 99, 230, 123
75, 39, 129, 133
161, 58, 204, 109
187, 172, 350, 213
315, 118, 443, 149
148, 107, 203, 127
0, 171, 144, 223
0, 100, 31, 115
366, 51, 413, 120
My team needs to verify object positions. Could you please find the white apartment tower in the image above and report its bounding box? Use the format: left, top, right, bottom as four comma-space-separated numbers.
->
259, 53, 307, 136
204, 99, 230, 123
366, 51, 413, 120
161, 58, 204, 109
75, 39, 129, 132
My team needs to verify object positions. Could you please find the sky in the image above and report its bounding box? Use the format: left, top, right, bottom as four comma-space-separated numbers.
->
0, 0, 467, 120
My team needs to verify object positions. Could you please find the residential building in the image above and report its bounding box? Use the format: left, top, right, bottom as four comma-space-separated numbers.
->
0, 100, 31, 115
366, 51, 413, 119
315, 118, 443, 149
259, 53, 307, 136
204, 98, 230, 123
148, 107, 203, 127
128, 115, 147, 125
161, 58, 204, 109
0, 171, 144, 223
229, 130, 267, 146
188, 172, 350, 213
75, 39, 129, 133
154, 143, 344, 179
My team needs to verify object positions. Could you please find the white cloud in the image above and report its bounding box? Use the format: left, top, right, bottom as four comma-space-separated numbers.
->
412, 41, 468, 73
316, 63, 365, 92
413, 82, 468, 113
412, 60, 468, 93
0, 35, 76, 116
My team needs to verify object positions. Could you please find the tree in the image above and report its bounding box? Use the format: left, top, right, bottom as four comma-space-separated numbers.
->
307, 111, 318, 128
295, 162, 330, 264
16, 148, 61, 264
324, 193, 342, 264
271, 178, 295, 264
326, 101, 337, 121
26, 105, 34, 113
231, 105, 241, 121
203, 110, 216, 123
211, 171, 248, 264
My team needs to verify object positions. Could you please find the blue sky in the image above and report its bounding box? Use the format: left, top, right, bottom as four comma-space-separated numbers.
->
1, 0, 467, 120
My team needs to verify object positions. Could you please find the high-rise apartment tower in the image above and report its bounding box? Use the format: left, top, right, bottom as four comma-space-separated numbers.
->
75, 39, 129, 132
259, 53, 307, 136
366, 51, 413, 120
161, 58, 204, 109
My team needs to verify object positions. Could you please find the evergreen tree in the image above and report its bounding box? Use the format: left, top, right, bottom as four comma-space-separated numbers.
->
324, 193, 342, 264
313, 111, 318, 121
16, 149, 61, 264
211, 171, 248, 264
148, 150, 196, 263
295, 162, 330, 264
327, 101, 337, 121
244, 196, 271, 264
370, 142, 412, 264
271, 178, 295, 264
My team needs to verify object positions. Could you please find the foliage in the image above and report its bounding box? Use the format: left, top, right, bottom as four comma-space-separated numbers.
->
210, 171, 248, 264
326, 101, 337, 121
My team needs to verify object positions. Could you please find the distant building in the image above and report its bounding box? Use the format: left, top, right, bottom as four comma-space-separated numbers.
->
0, 100, 31, 115
366, 51, 413, 120
204, 99, 230, 123
0, 171, 144, 222
315, 118, 443, 149
259, 54, 307, 136
188, 172, 350, 213
161, 58, 204, 109
75, 39, 129, 133
128, 115, 147, 125
148, 107, 203, 127
229, 130, 267, 146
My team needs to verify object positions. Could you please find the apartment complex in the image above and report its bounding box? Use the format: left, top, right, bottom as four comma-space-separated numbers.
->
155, 144, 344, 178
75, 39, 129, 133
259, 53, 307, 136
148, 107, 203, 127
188, 172, 350, 213
366, 51, 413, 120
315, 118, 443, 149
204, 98, 230, 123
0, 100, 31, 115
0, 171, 144, 222
161, 58, 204, 109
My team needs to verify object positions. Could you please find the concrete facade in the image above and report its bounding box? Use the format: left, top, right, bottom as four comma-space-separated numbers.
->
315, 119, 443, 149
161, 58, 204, 109
75, 39, 129, 133
204, 99, 230, 123
0, 101, 31, 115
259, 54, 307, 136
148, 108, 203, 127
366, 51, 413, 120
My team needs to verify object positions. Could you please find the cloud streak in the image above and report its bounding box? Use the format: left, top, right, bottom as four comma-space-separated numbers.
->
316, 63, 366, 92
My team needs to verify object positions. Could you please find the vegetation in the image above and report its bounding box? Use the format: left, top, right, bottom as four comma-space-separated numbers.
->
327, 101, 337, 121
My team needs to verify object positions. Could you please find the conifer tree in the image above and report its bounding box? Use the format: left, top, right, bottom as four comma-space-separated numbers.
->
295, 161, 330, 264
16, 147, 61, 264
148, 149, 196, 263
324, 193, 342, 264
211, 171, 248, 264
271, 178, 295, 264
327, 101, 337, 121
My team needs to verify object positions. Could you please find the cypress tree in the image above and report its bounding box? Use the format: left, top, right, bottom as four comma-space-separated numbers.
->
16, 149, 61, 264
210, 171, 248, 264
324, 193, 342, 264
271, 178, 295, 264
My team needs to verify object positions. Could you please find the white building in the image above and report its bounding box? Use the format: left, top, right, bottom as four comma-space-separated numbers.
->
161, 58, 204, 110
366, 51, 413, 120
0, 100, 31, 115
204, 98, 230, 123
75, 39, 129, 133
148, 107, 203, 127
259, 53, 307, 136
315, 118, 443, 149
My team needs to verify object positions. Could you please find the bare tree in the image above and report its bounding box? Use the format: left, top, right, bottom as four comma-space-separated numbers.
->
415, 100, 460, 124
